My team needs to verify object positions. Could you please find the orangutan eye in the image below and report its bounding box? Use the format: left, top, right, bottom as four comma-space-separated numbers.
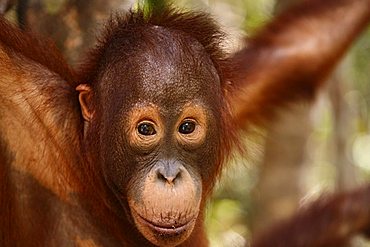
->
138, 122, 156, 136
178, 120, 196, 135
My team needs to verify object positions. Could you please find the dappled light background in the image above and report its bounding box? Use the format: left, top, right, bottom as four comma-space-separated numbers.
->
2, 0, 369, 246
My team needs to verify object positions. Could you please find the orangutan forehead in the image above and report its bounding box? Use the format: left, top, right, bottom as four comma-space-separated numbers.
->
99, 32, 221, 110
106, 26, 219, 79
90, 25, 224, 121
147, 32, 219, 98
136, 53, 219, 100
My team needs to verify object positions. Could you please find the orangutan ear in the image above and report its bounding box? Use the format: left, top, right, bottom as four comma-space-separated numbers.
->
76, 84, 94, 121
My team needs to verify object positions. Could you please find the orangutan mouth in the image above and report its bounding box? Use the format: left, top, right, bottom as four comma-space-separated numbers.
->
136, 212, 196, 236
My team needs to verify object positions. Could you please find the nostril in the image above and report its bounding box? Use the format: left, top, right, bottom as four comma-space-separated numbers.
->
156, 166, 181, 185
157, 171, 168, 182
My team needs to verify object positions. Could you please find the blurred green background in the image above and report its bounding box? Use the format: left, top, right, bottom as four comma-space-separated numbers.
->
2, 0, 369, 246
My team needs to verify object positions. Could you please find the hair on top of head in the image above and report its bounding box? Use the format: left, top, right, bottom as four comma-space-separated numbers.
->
76, 4, 231, 88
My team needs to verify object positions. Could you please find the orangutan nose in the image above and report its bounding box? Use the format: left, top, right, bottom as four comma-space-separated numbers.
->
155, 160, 183, 185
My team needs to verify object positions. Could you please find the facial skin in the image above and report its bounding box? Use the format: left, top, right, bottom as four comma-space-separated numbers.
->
79, 26, 225, 246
